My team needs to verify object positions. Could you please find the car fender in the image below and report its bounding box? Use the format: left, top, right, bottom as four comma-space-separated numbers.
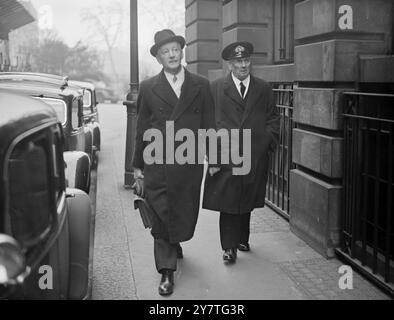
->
66, 188, 91, 300
63, 151, 91, 193
92, 122, 101, 151
83, 126, 93, 160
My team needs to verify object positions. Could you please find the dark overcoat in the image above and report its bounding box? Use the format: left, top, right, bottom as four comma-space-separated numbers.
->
203, 73, 280, 214
132, 69, 215, 243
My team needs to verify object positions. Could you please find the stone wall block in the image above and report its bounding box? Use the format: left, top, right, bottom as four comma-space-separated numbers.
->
293, 129, 343, 178
290, 169, 342, 258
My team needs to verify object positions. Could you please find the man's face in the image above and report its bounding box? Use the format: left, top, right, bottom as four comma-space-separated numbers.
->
228, 57, 251, 81
156, 41, 183, 73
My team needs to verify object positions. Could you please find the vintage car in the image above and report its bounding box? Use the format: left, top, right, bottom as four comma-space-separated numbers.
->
0, 81, 91, 194
0, 92, 92, 299
69, 80, 101, 168
0, 72, 97, 168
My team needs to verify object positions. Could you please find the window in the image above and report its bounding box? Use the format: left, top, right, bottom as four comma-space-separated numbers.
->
273, 0, 299, 63
71, 98, 80, 129
83, 90, 92, 115
83, 90, 92, 108
7, 130, 53, 246
36, 97, 67, 125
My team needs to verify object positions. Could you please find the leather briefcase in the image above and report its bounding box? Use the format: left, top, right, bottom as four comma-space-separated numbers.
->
134, 195, 155, 229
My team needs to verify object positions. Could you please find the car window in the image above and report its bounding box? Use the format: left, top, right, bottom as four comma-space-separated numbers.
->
72, 99, 80, 129
6, 130, 53, 246
36, 97, 67, 126
83, 90, 92, 109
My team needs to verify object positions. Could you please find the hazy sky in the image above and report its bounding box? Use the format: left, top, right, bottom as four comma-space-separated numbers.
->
29, 0, 185, 75
30, 0, 112, 47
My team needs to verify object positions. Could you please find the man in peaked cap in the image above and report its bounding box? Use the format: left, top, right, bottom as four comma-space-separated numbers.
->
132, 29, 215, 296
203, 41, 280, 264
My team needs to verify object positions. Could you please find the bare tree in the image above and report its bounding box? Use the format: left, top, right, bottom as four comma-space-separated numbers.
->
30, 32, 104, 81
140, 0, 185, 36
80, 1, 125, 91
32, 30, 68, 75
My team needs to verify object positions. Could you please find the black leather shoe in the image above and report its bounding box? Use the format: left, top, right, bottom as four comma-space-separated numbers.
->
237, 243, 250, 252
158, 270, 174, 296
176, 244, 183, 259
223, 248, 237, 264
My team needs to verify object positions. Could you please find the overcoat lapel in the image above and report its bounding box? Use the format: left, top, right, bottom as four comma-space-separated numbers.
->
241, 75, 263, 125
171, 69, 201, 121
152, 70, 178, 109
223, 73, 244, 109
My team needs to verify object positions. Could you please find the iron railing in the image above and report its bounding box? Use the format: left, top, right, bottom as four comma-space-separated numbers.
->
265, 85, 295, 220
338, 91, 394, 296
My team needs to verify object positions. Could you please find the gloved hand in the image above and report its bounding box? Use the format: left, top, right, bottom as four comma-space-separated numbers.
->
132, 169, 145, 198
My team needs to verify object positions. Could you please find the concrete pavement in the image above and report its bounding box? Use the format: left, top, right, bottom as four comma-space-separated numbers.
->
91, 103, 390, 300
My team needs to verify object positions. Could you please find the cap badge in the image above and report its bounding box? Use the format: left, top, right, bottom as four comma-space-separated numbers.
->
235, 45, 245, 54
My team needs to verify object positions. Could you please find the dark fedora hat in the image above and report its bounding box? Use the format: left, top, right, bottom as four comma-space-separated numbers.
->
222, 41, 254, 61
150, 29, 186, 57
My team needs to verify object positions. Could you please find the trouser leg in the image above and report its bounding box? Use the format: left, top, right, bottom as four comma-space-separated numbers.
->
240, 212, 251, 245
154, 238, 177, 273
219, 212, 241, 250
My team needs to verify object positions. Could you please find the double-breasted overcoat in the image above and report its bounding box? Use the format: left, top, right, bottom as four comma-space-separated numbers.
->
132, 69, 215, 243
203, 73, 280, 214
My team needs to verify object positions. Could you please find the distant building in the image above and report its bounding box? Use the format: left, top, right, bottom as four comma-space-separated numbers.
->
185, 0, 394, 295
0, 0, 37, 72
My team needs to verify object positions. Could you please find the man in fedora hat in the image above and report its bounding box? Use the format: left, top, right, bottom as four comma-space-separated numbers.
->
132, 29, 215, 296
203, 41, 280, 264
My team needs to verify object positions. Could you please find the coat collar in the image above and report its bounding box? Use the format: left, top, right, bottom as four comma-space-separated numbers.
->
152, 68, 201, 121
241, 75, 263, 125
223, 73, 264, 125
223, 73, 244, 108
171, 68, 201, 121
152, 69, 179, 109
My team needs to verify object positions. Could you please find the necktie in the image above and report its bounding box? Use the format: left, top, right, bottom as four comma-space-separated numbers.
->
173, 75, 177, 83
240, 81, 246, 99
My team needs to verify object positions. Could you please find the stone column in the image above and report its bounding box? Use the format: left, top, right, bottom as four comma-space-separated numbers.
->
290, 0, 393, 258
185, 0, 222, 77
207, 0, 276, 81
222, 0, 274, 65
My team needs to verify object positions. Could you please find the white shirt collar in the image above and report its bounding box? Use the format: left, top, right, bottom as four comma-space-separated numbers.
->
231, 73, 250, 98
164, 66, 185, 84
164, 66, 185, 98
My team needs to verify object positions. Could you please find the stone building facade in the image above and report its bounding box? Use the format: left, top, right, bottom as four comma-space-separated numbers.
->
185, 0, 394, 292
0, 0, 37, 72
